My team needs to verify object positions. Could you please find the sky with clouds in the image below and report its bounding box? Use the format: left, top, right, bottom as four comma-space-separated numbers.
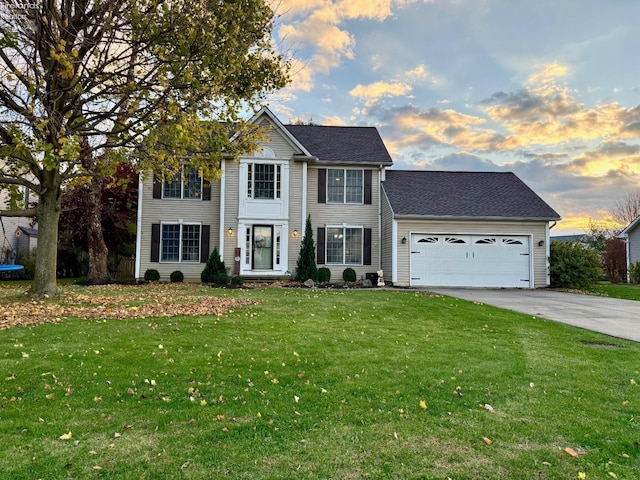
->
267, 0, 640, 234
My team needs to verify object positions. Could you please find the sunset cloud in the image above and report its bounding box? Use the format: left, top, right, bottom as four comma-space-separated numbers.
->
349, 81, 412, 106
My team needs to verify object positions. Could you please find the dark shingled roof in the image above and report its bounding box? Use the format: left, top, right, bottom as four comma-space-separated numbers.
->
285, 125, 393, 165
382, 170, 561, 220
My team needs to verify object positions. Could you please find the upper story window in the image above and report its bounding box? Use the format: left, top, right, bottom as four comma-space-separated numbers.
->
163, 166, 202, 199
327, 169, 363, 204
247, 163, 281, 200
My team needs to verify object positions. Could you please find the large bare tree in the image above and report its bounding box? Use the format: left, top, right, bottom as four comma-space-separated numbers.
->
610, 189, 640, 228
0, 0, 289, 296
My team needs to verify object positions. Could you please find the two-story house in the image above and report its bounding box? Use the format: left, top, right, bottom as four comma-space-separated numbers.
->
135, 106, 561, 288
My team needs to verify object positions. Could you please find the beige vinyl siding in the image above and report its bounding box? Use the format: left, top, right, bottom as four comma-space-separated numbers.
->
257, 118, 303, 158
307, 166, 382, 281
222, 159, 240, 268
394, 219, 549, 288
380, 192, 394, 282
287, 161, 305, 272
138, 175, 220, 281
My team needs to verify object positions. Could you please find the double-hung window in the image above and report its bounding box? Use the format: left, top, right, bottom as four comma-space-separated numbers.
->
163, 166, 202, 199
326, 227, 363, 264
247, 163, 281, 199
327, 169, 363, 204
161, 224, 201, 262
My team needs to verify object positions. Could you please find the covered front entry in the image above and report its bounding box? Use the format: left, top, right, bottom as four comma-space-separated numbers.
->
410, 234, 531, 288
251, 225, 274, 270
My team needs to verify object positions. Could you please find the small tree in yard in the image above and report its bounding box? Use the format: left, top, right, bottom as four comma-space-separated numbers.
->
602, 237, 627, 283
295, 215, 318, 282
201, 247, 229, 286
550, 240, 602, 289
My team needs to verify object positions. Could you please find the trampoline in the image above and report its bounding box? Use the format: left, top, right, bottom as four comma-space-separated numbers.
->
0, 264, 24, 272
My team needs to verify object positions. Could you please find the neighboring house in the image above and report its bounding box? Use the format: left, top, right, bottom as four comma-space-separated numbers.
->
135, 106, 561, 288
0, 188, 37, 265
618, 215, 640, 279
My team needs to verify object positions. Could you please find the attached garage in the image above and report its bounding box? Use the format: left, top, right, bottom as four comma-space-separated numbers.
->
409, 234, 531, 287
381, 171, 561, 289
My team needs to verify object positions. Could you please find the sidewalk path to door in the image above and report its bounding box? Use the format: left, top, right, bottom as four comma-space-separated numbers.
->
426, 288, 640, 343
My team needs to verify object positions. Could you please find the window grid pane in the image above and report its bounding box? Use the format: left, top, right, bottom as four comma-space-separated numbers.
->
254, 164, 275, 199
184, 168, 202, 199
247, 164, 253, 198
181, 225, 200, 262
276, 165, 281, 199
345, 170, 363, 204
161, 225, 180, 262
344, 228, 362, 264
326, 227, 344, 264
327, 169, 344, 203
163, 176, 181, 198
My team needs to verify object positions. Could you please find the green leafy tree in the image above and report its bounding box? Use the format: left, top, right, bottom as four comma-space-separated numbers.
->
295, 215, 318, 282
201, 247, 229, 285
550, 240, 602, 289
0, 0, 289, 296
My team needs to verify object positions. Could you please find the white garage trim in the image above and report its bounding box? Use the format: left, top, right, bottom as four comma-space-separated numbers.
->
409, 233, 533, 288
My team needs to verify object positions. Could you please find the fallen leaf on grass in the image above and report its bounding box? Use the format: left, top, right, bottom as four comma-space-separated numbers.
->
564, 447, 580, 457
59, 431, 72, 440
419, 400, 427, 410
482, 437, 493, 445
608, 473, 617, 479
578, 473, 586, 479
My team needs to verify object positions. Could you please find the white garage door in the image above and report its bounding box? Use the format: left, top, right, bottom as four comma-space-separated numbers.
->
410, 234, 531, 288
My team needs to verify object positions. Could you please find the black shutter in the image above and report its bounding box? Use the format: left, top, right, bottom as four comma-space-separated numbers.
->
151, 224, 160, 262
202, 181, 211, 201
364, 170, 372, 205
318, 169, 326, 204
152, 175, 162, 199
363, 228, 372, 265
317, 227, 325, 264
200, 225, 210, 263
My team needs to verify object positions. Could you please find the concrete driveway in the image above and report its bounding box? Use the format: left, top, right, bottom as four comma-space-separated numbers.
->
427, 288, 640, 343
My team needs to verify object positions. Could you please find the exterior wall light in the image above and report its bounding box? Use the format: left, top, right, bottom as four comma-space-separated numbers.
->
292, 229, 299, 237
401, 237, 407, 244
538, 240, 544, 247
227, 227, 234, 236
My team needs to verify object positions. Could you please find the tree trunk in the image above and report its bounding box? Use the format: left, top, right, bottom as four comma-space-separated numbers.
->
30, 171, 62, 297
86, 175, 111, 284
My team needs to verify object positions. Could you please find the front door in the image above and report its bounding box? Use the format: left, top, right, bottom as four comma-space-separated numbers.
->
252, 225, 273, 270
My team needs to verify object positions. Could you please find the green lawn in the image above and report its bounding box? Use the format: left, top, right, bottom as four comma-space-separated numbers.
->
1, 284, 639, 479
588, 282, 640, 301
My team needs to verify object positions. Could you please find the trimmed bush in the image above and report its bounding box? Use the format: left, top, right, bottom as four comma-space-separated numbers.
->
230, 275, 244, 287
318, 267, 331, 283
144, 269, 160, 282
201, 247, 229, 285
170, 270, 184, 283
549, 240, 601, 289
342, 267, 356, 283
630, 262, 640, 284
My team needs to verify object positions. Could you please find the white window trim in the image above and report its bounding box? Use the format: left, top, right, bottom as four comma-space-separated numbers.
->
326, 225, 364, 265
246, 161, 282, 200
327, 168, 364, 205
160, 221, 202, 263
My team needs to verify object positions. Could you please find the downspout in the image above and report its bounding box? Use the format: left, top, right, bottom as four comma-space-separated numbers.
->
302, 161, 307, 232
378, 165, 383, 274
134, 173, 144, 280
